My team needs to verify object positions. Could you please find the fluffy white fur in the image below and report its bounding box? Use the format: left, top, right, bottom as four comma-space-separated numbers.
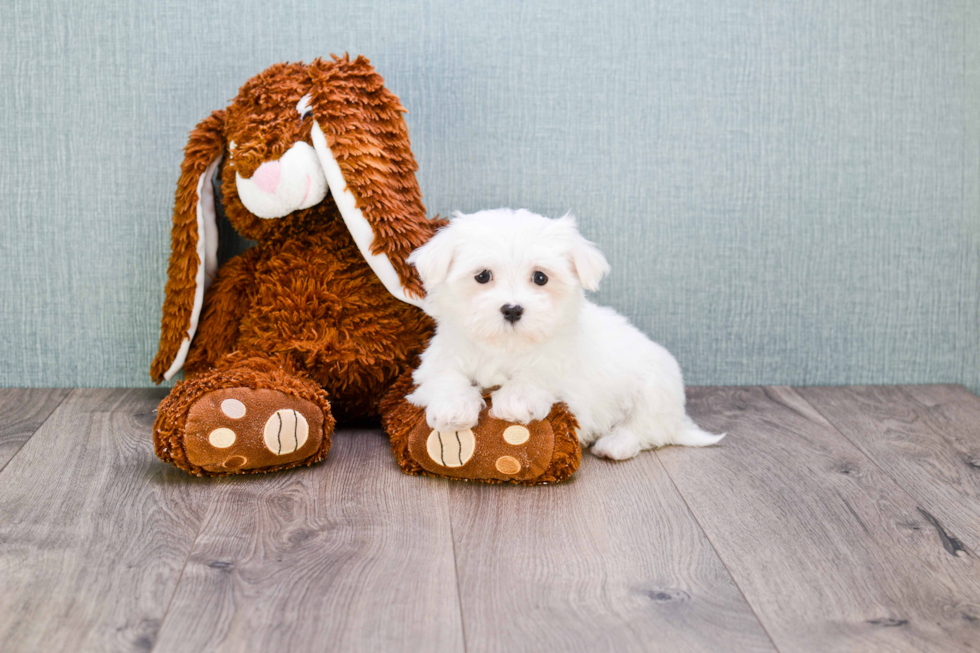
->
405, 208, 723, 460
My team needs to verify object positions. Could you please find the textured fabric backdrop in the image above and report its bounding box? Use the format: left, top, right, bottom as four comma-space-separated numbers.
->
1, 0, 977, 389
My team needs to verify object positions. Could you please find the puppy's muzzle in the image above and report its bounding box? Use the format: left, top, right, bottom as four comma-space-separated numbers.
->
500, 304, 524, 323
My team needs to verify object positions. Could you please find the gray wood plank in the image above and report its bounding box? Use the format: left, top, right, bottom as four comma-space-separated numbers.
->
0, 388, 214, 653
448, 448, 777, 653
0, 388, 70, 470
660, 386, 980, 653
152, 429, 464, 653
797, 384, 980, 555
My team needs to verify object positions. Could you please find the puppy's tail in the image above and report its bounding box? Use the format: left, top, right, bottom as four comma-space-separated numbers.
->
672, 417, 726, 447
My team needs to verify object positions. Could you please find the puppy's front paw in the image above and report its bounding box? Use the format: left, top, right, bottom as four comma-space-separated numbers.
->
592, 429, 641, 460
424, 392, 485, 432
489, 385, 555, 424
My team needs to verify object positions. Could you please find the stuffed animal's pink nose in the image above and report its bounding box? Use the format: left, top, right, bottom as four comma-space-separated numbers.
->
251, 161, 281, 195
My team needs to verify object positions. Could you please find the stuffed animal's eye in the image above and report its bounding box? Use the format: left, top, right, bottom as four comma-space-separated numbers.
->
532, 271, 548, 286
475, 270, 492, 284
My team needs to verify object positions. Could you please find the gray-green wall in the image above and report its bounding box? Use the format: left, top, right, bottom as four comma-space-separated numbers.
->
2, 0, 977, 389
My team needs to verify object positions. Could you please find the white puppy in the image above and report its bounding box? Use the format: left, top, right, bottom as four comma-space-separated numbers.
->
406, 208, 723, 460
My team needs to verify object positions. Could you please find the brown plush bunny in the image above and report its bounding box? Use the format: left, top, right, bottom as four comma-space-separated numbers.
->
151, 56, 444, 476
151, 56, 582, 483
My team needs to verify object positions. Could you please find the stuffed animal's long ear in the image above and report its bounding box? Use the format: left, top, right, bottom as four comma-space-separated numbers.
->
150, 110, 225, 383
307, 55, 445, 307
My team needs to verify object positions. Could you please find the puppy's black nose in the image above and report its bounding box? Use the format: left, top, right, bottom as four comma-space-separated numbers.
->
501, 304, 524, 323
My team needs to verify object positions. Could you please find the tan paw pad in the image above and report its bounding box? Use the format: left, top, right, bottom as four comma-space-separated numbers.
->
495, 455, 522, 475
502, 425, 530, 445
220, 398, 247, 419
263, 409, 309, 455
223, 455, 247, 469
208, 427, 237, 448
426, 429, 476, 468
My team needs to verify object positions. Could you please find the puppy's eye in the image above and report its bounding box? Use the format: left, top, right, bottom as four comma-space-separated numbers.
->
300, 110, 313, 121
532, 271, 548, 286
475, 270, 492, 284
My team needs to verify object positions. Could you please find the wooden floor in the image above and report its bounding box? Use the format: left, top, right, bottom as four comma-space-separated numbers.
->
1, 386, 980, 652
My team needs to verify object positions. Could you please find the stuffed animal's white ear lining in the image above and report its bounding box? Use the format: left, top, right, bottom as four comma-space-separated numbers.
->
163, 155, 222, 381
202, 157, 221, 285
310, 122, 423, 308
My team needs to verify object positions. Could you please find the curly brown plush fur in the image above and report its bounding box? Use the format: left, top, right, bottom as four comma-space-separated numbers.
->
380, 370, 582, 485
150, 57, 444, 475
151, 58, 442, 398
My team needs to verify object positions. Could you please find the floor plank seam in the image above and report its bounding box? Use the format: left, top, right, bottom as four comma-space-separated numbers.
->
789, 387, 980, 560
446, 482, 470, 653
652, 449, 783, 653
0, 388, 73, 477
149, 478, 223, 653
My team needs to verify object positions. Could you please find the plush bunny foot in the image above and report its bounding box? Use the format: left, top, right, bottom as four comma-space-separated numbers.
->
154, 361, 334, 477
179, 388, 327, 474
381, 373, 582, 485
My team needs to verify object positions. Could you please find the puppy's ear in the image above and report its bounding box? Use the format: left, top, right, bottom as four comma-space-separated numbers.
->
151, 110, 225, 383
407, 225, 457, 288
559, 214, 610, 292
